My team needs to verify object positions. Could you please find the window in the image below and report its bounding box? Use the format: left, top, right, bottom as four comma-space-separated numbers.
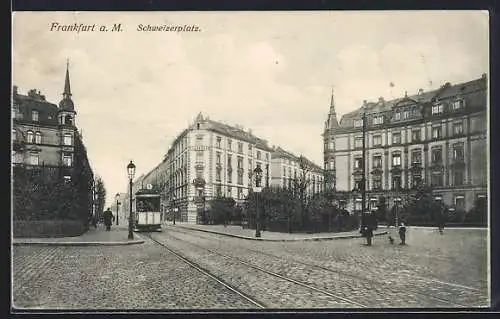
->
237, 156, 243, 169
196, 151, 203, 162
329, 141, 334, 150
403, 110, 409, 120
432, 103, 443, 115
372, 179, 382, 190
392, 132, 402, 144
431, 147, 442, 165
216, 152, 221, 164
248, 144, 253, 153
64, 133, 72, 146
392, 152, 401, 166
12, 129, 16, 141
453, 170, 464, 186
257, 150, 261, 160
63, 154, 72, 167
434, 195, 443, 202
216, 136, 222, 148
392, 176, 402, 190
411, 150, 422, 164
227, 139, 232, 150
227, 186, 232, 197
354, 199, 362, 211
373, 116, 383, 125
453, 144, 464, 162
329, 160, 335, 170
373, 155, 382, 168
227, 154, 232, 168
453, 99, 465, 110
238, 142, 243, 154
248, 159, 253, 170
216, 168, 221, 182
30, 153, 39, 165
373, 135, 382, 146
237, 187, 243, 200
283, 167, 286, 176
354, 137, 363, 148
431, 172, 443, 187
265, 153, 269, 161
432, 126, 442, 139
394, 112, 401, 121
455, 195, 465, 209
35, 132, 42, 144
370, 198, 378, 210
354, 119, 363, 127
27, 131, 34, 143
196, 135, 204, 145
412, 129, 421, 142
237, 170, 243, 185
31, 110, 39, 121
453, 122, 464, 136
216, 185, 222, 197
354, 158, 363, 169
227, 168, 232, 183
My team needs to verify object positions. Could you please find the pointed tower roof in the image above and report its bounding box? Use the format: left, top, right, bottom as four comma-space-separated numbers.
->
325, 86, 339, 131
59, 59, 75, 112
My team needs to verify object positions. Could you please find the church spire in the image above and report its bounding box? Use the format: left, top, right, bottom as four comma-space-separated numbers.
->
63, 59, 72, 98
325, 85, 339, 130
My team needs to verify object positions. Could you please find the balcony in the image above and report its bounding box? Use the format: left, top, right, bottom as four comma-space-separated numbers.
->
195, 161, 204, 170
370, 167, 383, 175
390, 165, 403, 174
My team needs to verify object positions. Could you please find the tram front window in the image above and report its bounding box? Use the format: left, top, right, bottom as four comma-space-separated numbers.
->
136, 197, 160, 212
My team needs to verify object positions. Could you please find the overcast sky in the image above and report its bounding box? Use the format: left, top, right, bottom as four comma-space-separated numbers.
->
12, 11, 488, 206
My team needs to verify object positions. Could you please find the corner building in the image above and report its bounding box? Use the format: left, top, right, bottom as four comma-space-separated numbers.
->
138, 113, 273, 224
323, 75, 488, 213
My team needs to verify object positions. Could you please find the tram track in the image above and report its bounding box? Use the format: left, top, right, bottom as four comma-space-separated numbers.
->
169, 227, 481, 308
141, 232, 266, 309
144, 231, 368, 308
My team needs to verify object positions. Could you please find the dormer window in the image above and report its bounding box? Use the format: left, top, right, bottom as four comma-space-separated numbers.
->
63, 133, 72, 146
27, 131, 34, 143
354, 119, 363, 127
373, 116, 384, 125
403, 110, 409, 120
394, 112, 401, 121
453, 99, 465, 110
32, 110, 39, 122
432, 103, 444, 115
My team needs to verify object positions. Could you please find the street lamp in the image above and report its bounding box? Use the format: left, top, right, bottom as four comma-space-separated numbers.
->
127, 160, 136, 240
115, 193, 121, 226
253, 165, 263, 238
172, 193, 177, 225
361, 110, 367, 225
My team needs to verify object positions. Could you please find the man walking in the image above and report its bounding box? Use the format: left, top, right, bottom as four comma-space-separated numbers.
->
103, 208, 114, 231
398, 222, 407, 245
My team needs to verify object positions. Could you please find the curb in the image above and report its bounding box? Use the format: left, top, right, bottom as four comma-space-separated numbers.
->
12, 240, 145, 247
177, 226, 388, 242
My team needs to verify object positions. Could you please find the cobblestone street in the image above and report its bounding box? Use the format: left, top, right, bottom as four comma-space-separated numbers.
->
12, 226, 488, 310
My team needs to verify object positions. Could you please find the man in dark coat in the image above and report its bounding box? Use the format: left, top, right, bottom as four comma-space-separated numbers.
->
103, 208, 114, 231
398, 222, 407, 245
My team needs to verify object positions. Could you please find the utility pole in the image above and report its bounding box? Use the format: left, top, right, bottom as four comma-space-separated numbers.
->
361, 111, 367, 224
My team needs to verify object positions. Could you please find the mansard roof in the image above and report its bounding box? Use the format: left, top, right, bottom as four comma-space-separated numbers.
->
338, 75, 487, 128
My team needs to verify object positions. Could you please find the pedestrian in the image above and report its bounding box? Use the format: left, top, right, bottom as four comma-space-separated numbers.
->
398, 222, 407, 245
103, 208, 114, 231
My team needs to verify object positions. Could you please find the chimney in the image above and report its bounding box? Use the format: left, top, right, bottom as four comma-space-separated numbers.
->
248, 128, 252, 135
482, 73, 487, 80
418, 88, 424, 95
378, 97, 384, 103
13, 85, 18, 95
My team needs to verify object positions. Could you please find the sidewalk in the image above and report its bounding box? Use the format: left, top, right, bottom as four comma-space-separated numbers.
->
12, 225, 144, 246
174, 223, 387, 242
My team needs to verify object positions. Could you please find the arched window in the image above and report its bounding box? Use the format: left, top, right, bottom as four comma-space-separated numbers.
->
27, 131, 34, 143
12, 129, 16, 141
35, 132, 42, 144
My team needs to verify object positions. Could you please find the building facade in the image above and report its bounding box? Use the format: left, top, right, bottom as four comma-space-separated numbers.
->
12, 62, 85, 180
323, 75, 488, 213
270, 146, 324, 196
136, 113, 273, 224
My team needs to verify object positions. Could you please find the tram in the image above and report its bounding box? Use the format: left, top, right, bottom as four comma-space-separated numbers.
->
134, 184, 162, 232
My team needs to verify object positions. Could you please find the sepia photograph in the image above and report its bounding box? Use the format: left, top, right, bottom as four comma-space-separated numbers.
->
11, 11, 489, 310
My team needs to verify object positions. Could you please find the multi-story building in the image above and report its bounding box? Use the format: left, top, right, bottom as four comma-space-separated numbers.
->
270, 146, 324, 195
136, 113, 273, 224
12, 62, 88, 181
323, 74, 488, 213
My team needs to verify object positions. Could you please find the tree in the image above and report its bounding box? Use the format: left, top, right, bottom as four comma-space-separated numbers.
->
95, 176, 107, 221
292, 155, 313, 228
403, 185, 446, 225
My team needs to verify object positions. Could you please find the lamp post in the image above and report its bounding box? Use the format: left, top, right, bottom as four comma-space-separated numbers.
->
253, 165, 263, 238
115, 193, 121, 226
172, 193, 177, 225
127, 160, 136, 240
361, 110, 367, 226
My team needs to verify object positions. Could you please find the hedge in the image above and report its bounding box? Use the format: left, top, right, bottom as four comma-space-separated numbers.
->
13, 220, 88, 238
